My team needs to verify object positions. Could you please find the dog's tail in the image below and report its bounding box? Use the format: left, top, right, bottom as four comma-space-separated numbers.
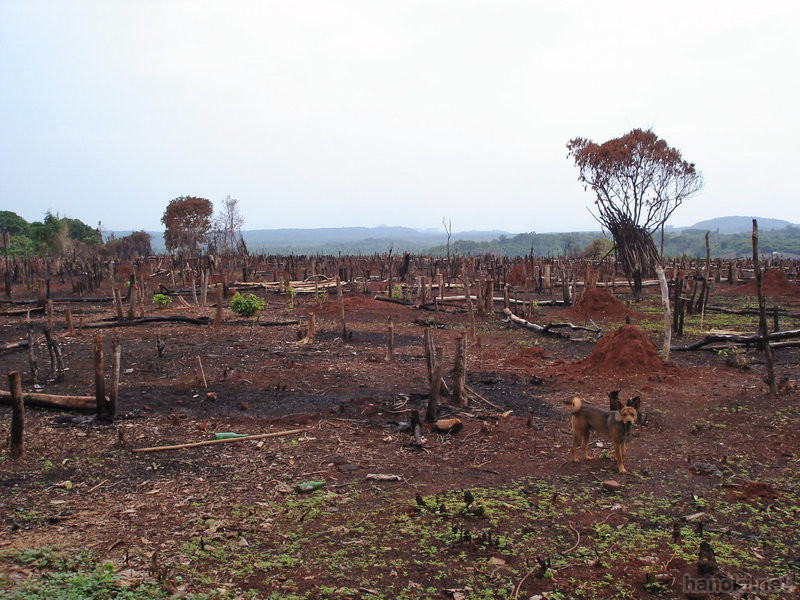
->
562, 397, 582, 413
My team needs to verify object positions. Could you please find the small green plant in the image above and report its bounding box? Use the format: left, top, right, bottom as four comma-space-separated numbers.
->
152, 293, 172, 308
285, 285, 297, 310
230, 292, 265, 317
390, 284, 404, 300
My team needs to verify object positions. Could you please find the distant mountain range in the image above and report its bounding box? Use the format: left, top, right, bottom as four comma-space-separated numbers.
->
107, 216, 799, 256
680, 216, 798, 234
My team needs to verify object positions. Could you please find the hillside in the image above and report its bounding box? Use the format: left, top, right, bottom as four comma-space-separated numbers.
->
686, 216, 798, 233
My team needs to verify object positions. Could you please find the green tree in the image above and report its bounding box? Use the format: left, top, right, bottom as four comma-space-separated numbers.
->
567, 128, 703, 296
161, 196, 213, 256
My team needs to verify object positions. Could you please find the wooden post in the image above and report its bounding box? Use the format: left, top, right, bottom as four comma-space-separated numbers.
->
485, 279, 493, 314
461, 268, 475, 339
64, 309, 75, 336
128, 284, 138, 321
8, 371, 25, 459
109, 338, 121, 418
94, 333, 106, 420
26, 322, 38, 384
426, 346, 444, 422
384, 316, 394, 362
453, 336, 468, 407
752, 220, 777, 396
37, 278, 46, 307
656, 265, 671, 362
301, 313, 316, 344
196, 355, 208, 388
45, 300, 54, 332
336, 275, 348, 339
213, 283, 223, 328
192, 275, 198, 306
503, 284, 510, 311
201, 270, 208, 306
113, 288, 124, 321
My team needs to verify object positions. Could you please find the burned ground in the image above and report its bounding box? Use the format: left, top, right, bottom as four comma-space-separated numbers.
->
1, 278, 799, 599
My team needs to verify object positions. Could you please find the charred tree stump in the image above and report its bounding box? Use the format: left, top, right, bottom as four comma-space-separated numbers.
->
8, 371, 24, 459
752, 220, 777, 395
213, 284, 223, 329
109, 338, 121, 419
64, 309, 75, 336
453, 336, 468, 407
42, 327, 65, 381
336, 275, 348, 339
425, 346, 444, 422
94, 333, 108, 420
128, 284, 138, 321
25, 322, 38, 384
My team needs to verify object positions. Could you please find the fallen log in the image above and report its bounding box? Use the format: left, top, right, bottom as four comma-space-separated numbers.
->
132, 428, 305, 452
0, 340, 29, 353
0, 307, 45, 317
85, 315, 211, 328
502, 308, 599, 338
672, 328, 800, 351
258, 319, 301, 327
0, 390, 95, 411
705, 305, 800, 318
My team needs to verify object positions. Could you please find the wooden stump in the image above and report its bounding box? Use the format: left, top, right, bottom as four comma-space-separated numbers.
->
453, 336, 468, 407
94, 333, 106, 420
109, 338, 121, 418
8, 371, 24, 459
425, 346, 444, 422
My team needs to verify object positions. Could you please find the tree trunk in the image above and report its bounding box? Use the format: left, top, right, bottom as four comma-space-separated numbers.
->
94, 333, 106, 419
656, 266, 671, 362
752, 220, 777, 396
426, 346, 444, 422
453, 336, 468, 407
8, 371, 24, 459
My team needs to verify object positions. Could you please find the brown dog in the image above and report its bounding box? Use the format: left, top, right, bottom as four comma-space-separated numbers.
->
565, 396, 640, 473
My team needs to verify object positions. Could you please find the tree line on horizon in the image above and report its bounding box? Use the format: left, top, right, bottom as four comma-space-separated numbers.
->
3, 207, 800, 260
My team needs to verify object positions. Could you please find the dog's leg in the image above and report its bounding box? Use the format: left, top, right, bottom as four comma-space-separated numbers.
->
582, 430, 591, 460
614, 441, 626, 474
570, 431, 580, 462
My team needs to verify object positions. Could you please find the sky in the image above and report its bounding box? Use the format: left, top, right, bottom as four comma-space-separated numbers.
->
1, 0, 799, 234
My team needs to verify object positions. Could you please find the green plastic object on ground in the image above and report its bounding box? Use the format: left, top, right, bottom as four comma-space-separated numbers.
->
295, 480, 326, 493
214, 432, 247, 439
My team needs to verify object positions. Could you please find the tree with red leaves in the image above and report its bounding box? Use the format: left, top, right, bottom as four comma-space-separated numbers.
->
161, 196, 213, 256
567, 128, 703, 296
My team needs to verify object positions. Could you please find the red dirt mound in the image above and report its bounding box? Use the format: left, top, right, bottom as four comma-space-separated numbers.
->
579, 324, 664, 372
567, 287, 630, 319
730, 269, 800, 297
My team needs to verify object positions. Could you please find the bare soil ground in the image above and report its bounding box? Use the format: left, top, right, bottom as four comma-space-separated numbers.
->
1, 278, 800, 599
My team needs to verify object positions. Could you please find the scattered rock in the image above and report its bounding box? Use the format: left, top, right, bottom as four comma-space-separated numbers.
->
434, 418, 463, 434
601, 480, 623, 493
690, 462, 723, 477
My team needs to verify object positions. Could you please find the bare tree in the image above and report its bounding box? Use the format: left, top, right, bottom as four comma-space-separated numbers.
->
213, 196, 245, 256
442, 217, 452, 265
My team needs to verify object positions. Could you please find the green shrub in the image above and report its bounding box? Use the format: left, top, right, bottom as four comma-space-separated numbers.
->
151, 293, 172, 308
230, 292, 265, 317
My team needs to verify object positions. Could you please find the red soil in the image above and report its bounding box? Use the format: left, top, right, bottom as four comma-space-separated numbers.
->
567, 287, 630, 319
578, 324, 664, 372
729, 268, 800, 297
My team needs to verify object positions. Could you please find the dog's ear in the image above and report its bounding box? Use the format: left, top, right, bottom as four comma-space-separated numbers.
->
627, 396, 641, 411
608, 390, 621, 411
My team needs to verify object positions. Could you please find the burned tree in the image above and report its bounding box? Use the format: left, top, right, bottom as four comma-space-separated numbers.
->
567, 128, 703, 296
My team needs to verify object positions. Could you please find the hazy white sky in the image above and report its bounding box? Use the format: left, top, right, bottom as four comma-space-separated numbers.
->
2, 1, 798, 233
